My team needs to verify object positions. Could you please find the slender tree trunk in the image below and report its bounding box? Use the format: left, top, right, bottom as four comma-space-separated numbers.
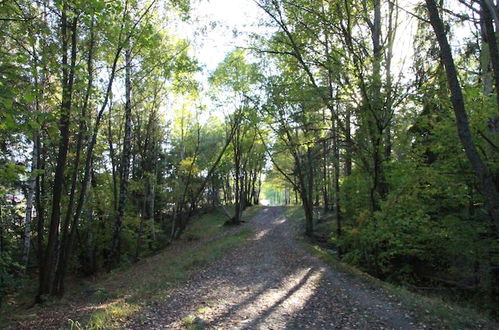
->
301, 190, 314, 237
322, 138, 329, 211
384, 0, 397, 161
344, 107, 352, 176
68, 31, 123, 275
149, 172, 156, 241
38, 9, 78, 300
426, 0, 499, 230
373, 0, 388, 206
134, 191, 147, 262
304, 148, 314, 236
35, 135, 45, 293
255, 172, 262, 205
482, 1, 499, 112
232, 125, 242, 224
54, 18, 94, 295
34, 0, 48, 288
108, 113, 118, 212
110, 48, 133, 265
293, 155, 314, 235
86, 200, 96, 274
481, 7, 495, 95
22, 133, 38, 271
371, 136, 384, 211
332, 119, 342, 243
23, 41, 43, 271
0, 206, 4, 306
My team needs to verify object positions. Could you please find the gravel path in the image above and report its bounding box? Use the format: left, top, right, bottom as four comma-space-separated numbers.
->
130, 206, 425, 329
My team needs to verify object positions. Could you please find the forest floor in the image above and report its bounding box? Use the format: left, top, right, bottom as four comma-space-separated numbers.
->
5, 206, 496, 329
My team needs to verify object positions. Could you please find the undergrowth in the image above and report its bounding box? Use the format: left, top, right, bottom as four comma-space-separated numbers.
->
285, 206, 497, 329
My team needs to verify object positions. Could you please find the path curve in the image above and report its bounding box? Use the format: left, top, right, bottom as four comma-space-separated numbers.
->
130, 207, 424, 329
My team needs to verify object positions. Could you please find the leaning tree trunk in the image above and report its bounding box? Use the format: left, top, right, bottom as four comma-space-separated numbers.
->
426, 0, 499, 230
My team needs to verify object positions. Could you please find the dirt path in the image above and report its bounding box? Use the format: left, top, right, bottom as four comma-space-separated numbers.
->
129, 207, 425, 329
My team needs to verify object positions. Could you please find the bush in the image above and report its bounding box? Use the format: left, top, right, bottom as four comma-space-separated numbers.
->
340, 160, 494, 292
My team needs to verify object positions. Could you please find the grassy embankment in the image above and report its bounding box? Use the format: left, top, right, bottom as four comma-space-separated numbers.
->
1, 206, 261, 329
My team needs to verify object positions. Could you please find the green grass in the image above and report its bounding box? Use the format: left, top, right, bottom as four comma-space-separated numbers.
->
182, 205, 260, 241
285, 206, 497, 329
86, 302, 140, 329
181, 208, 229, 241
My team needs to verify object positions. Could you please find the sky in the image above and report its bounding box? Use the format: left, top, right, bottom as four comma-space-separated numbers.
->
177, 0, 264, 72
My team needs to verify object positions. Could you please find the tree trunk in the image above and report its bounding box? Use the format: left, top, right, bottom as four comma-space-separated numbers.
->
482, 0, 499, 111
38, 9, 78, 300
68, 24, 124, 277
481, 7, 495, 95
110, 48, 133, 266
0, 206, 4, 306
108, 113, 118, 212
53, 17, 94, 295
255, 172, 262, 205
322, 137, 329, 211
22, 132, 38, 271
426, 0, 499, 230
232, 125, 242, 224
134, 191, 147, 262
332, 119, 342, 244
304, 148, 314, 236
35, 135, 45, 295
344, 107, 352, 176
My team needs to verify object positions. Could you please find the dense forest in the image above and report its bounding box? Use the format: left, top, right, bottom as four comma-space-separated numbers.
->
0, 0, 498, 325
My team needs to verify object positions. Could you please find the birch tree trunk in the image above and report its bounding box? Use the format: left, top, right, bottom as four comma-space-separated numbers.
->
22, 137, 38, 270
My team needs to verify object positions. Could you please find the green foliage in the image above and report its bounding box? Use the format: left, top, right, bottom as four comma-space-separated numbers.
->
209, 49, 260, 93
287, 206, 495, 329
340, 144, 497, 306
0, 246, 23, 306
